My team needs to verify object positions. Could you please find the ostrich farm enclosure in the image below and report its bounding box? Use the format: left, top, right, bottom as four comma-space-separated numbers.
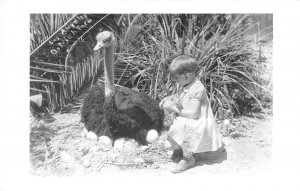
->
29, 42, 273, 176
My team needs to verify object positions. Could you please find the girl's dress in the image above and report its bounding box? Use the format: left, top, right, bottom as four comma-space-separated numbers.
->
168, 79, 222, 153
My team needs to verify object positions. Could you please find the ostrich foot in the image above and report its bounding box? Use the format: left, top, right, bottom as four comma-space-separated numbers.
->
99, 136, 112, 150
146, 129, 159, 144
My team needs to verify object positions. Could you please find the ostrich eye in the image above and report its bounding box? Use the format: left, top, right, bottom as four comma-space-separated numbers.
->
103, 36, 112, 44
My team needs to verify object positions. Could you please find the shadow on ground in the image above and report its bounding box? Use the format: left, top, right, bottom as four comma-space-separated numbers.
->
194, 145, 227, 167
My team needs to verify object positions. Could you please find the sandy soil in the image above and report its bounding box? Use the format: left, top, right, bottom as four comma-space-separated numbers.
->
30, 112, 272, 176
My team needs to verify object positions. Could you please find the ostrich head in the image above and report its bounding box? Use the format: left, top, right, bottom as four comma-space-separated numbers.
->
94, 31, 117, 51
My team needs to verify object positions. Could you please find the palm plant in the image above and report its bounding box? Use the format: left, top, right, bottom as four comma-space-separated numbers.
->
30, 14, 75, 53
30, 14, 116, 112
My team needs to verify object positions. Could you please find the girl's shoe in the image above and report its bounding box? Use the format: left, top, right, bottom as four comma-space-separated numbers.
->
171, 148, 183, 163
171, 156, 195, 173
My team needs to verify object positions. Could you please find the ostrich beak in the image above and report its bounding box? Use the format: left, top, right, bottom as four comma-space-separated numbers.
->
94, 41, 104, 51
94, 35, 112, 51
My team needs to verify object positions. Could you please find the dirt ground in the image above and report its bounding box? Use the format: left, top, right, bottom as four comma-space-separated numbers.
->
30, 112, 272, 176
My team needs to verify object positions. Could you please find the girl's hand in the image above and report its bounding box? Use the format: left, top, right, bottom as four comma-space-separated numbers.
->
163, 101, 178, 113
159, 97, 168, 109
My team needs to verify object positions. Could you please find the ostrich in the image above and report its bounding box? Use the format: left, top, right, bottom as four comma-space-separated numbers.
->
81, 31, 164, 145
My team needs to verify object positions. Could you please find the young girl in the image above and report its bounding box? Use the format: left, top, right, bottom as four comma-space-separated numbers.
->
160, 55, 222, 173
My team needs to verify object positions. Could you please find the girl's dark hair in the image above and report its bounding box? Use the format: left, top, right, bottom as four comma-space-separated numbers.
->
168, 55, 198, 75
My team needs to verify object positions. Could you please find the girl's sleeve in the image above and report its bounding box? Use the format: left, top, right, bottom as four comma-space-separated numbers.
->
190, 82, 205, 101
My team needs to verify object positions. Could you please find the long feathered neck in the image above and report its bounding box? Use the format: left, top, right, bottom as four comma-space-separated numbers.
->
104, 45, 115, 97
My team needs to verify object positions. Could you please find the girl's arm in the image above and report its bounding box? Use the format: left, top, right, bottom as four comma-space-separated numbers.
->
164, 98, 201, 119
159, 94, 180, 109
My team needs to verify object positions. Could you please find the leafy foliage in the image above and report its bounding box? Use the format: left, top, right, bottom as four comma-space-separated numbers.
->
30, 14, 117, 111
111, 14, 272, 117
30, 14, 272, 119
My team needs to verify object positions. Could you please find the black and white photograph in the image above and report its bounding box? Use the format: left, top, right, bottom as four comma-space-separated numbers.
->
1, 1, 300, 191
28, 13, 273, 176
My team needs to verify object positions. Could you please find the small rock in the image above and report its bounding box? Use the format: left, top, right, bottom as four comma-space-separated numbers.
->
153, 164, 160, 169
140, 146, 148, 151
82, 157, 90, 167
167, 150, 173, 156
134, 158, 145, 164
90, 145, 103, 152
112, 153, 120, 160
80, 146, 89, 156
223, 119, 230, 126
81, 127, 87, 137
159, 164, 168, 169
124, 139, 139, 150
60, 151, 75, 163
164, 140, 172, 150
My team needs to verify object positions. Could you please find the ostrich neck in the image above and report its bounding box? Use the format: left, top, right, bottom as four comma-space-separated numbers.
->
104, 46, 115, 97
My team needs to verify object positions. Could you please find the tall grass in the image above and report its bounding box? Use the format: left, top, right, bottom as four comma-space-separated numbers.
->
114, 14, 272, 117
30, 14, 272, 118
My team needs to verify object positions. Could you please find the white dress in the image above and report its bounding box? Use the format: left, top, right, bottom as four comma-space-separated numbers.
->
168, 79, 222, 153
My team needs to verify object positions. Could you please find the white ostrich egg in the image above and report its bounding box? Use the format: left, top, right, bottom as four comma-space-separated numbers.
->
114, 138, 125, 149
99, 136, 112, 149
86, 131, 98, 141
146, 129, 159, 143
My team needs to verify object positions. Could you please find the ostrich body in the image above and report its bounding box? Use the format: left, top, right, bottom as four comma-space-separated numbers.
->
81, 31, 164, 145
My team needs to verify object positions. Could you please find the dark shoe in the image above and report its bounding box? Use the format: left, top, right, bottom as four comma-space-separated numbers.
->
171, 156, 195, 173
171, 148, 183, 163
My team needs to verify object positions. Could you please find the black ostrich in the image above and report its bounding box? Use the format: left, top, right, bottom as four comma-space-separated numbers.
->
81, 31, 164, 145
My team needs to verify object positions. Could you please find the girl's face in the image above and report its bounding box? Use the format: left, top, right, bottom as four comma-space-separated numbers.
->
171, 72, 196, 86
171, 73, 189, 86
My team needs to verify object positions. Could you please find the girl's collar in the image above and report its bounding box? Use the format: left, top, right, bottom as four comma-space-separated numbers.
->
183, 78, 197, 91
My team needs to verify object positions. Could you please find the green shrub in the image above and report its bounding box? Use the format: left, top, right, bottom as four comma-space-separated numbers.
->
113, 14, 272, 118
